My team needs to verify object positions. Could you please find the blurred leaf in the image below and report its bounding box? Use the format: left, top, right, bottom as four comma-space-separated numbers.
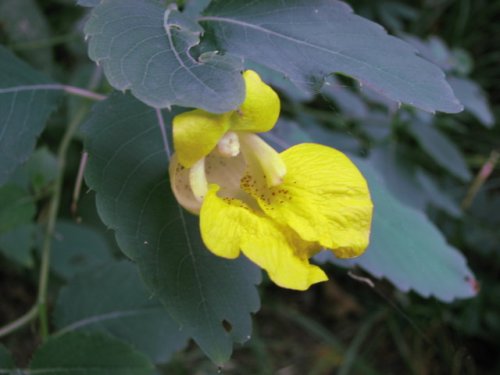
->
415, 168, 462, 218
30, 332, 154, 375
321, 78, 369, 120
84, 0, 244, 112
10, 147, 58, 194
369, 145, 427, 210
54, 261, 188, 363
83, 93, 261, 364
43, 221, 113, 279
407, 121, 471, 181
0, 344, 14, 370
0, 46, 61, 186
0, 224, 35, 267
77, 0, 101, 6
201, 0, 462, 113
403, 35, 452, 71
0, 0, 53, 72
245, 60, 314, 102
448, 77, 494, 127
378, 2, 418, 32
318, 158, 477, 301
0, 185, 35, 235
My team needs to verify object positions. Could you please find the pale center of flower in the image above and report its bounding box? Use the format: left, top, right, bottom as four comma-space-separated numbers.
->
216, 131, 240, 158
238, 133, 287, 187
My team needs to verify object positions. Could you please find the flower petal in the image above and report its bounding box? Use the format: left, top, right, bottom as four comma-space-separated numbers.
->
200, 185, 327, 290
229, 70, 281, 133
244, 143, 373, 258
173, 110, 231, 168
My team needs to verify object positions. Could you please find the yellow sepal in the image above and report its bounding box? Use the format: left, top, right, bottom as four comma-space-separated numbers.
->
200, 185, 328, 290
173, 110, 231, 168
229, 70, 281, 133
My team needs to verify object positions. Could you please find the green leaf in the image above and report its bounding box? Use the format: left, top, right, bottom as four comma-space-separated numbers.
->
201, 0, 462, 113
325, 158, 477, 302
84, 0, 244, 113
407, 121, 471, 181
0, 224, 35, 267
369, 144, 427, 210
415, 168, 462, 218
0, 0, 53, 72
269, 121, 476, 301
0, 345, 15, 374
0, 46, 61, 186
29, 332, 154, 375
83, 93, 261, 363
0, 185, 35, 235
54, 261, 188, 363
10, 147, 58, 193
44, 221, 113, 279
448, 77, 494, 127
77, 0, 101, 6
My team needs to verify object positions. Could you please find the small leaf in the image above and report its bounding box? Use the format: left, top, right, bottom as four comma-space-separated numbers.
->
448, 77, 494, 127
54, 261, 188, 363
43, 221, 113, 279
0, 185, 35, 235
0, 0, 53, 72
201, 0, 462, 113
0, 46, 61, 186
407, 121, 471, 181
10, 147, 58, 193
84, 0, 244, 112
29, 332, 154, 375
0, 224, 35, 267
83, 93, 261, 363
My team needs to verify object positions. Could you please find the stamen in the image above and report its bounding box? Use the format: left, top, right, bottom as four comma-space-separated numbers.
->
239, 133, 286, 187
189, 157, 208, 202
216, 131, 240, 157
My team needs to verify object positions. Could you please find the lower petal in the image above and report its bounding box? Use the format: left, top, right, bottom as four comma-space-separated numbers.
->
246, 143, 373, 257
200, 185, 327, 290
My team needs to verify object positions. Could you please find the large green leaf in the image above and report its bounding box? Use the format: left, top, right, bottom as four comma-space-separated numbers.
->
269, 121, 476, 301
407, 121, 471, 181
0, 46, 61, 186
83, 93, 261, 363
200, 0, 462, 114
54, 261, 188, 363
84, 0, 244, 113
29, 332, 154, 375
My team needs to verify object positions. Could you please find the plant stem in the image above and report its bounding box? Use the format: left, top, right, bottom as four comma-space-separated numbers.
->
37, 106, 90, 342
462, 150, 500, 211
0, 106, 90, 340
0, 306, 38, 337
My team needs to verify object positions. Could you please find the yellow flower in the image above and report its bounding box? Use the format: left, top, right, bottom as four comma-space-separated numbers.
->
169, 70, 373, 290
